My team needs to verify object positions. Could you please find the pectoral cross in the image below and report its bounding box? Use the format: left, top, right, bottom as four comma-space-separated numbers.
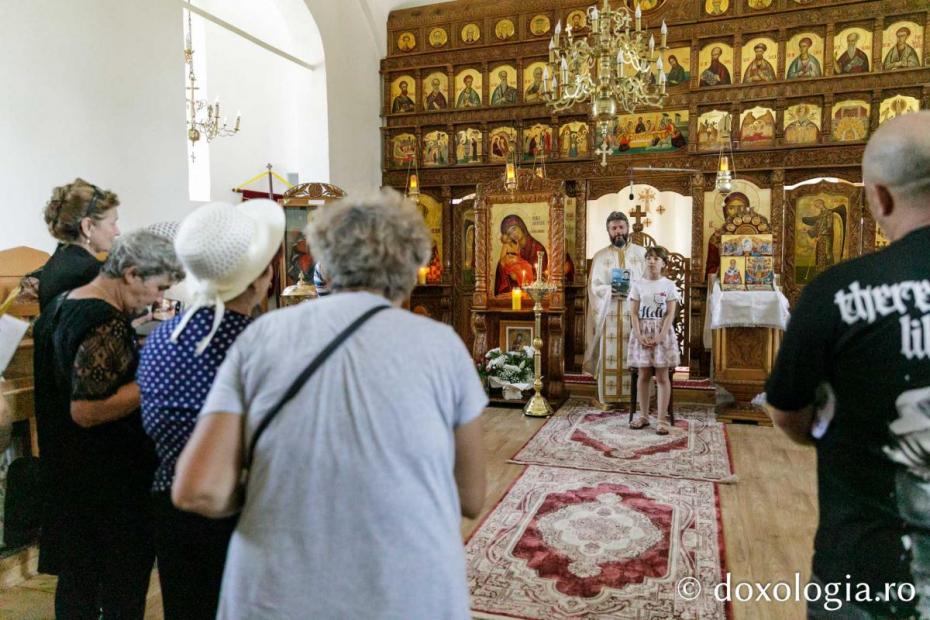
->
595, 138, 611, 167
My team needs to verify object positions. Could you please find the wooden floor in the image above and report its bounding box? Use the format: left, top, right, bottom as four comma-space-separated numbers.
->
0, 405, 817, 620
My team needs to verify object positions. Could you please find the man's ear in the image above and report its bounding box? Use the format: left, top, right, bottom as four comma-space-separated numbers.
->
869, 183, 895, 219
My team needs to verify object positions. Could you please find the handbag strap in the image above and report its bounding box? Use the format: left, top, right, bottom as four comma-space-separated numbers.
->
243, 304, 390, 471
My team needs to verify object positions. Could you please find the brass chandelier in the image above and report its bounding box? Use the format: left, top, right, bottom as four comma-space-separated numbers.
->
543, 0, 669, 166
185, 2, 240, 161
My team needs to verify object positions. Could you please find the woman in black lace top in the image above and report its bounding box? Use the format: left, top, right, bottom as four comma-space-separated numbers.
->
39, 178, 121, 311
33, 230, 184, 618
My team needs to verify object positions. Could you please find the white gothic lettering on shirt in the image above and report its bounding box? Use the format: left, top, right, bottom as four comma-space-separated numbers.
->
832, 279, 930, 360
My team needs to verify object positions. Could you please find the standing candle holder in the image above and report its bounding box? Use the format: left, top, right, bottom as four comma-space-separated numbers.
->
523, 251, 557, 418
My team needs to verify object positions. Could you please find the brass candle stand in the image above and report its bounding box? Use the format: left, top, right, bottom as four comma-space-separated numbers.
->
523, 251, 557, 418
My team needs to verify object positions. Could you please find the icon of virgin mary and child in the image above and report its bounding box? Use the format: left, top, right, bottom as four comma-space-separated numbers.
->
494, 214, 547, 295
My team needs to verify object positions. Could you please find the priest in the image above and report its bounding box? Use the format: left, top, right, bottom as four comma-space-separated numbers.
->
583, 211, 647, 409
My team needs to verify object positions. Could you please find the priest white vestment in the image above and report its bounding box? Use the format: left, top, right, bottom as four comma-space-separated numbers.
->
583, 243, 647, 405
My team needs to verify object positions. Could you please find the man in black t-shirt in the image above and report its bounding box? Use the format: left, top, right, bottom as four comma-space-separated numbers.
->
766, 111, 930, 618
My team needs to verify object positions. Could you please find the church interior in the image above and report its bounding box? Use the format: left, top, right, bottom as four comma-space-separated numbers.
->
1, 0, 929, 617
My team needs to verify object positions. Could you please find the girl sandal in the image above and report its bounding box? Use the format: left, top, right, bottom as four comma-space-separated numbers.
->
655, 420, 671, 435
630, 415, 649, 430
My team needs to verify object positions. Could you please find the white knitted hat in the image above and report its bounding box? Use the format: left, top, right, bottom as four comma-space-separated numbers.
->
171, 199, 284, 354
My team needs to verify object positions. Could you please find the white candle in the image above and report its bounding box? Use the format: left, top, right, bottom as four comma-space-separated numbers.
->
649, 34, 655, 56
661, 20, 668, 48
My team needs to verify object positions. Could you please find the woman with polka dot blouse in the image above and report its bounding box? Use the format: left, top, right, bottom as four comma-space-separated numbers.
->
137, 200, 283, 620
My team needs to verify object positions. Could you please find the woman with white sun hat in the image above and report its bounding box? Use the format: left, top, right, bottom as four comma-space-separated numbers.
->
137, 199, 283, 620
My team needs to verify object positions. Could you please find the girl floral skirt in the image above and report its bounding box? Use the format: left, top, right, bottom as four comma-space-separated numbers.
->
628, 318, 680, 368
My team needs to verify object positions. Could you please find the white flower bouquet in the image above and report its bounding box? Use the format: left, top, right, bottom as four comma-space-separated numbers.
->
477, 346, 535, 399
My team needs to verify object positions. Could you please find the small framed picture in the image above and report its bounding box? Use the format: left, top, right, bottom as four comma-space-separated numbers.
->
499, 320, 535, 352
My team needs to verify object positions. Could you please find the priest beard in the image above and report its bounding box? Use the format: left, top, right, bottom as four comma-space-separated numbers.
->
611, 233, 629, 248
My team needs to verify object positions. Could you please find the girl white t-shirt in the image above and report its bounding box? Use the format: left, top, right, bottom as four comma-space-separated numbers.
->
629, 276, 680, 320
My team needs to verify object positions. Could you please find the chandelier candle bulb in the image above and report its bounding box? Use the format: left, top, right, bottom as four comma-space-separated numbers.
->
661, 20, 667, 48
512, 287, 522, 310
235, 112, 240, 131
554, 19, 561, 36
649, 34, 655, 56
635, 4, 641, 31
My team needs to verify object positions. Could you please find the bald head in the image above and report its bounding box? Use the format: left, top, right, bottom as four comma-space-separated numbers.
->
863, 111, 930, 197
863, 110, 930, 239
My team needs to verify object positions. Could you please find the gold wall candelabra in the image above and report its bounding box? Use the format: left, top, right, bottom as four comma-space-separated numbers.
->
523, 252, 557, 418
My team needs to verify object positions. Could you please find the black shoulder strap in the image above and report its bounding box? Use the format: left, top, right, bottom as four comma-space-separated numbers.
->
243, 304, 389, 471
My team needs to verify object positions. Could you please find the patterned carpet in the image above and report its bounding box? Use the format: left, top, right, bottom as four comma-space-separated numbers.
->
467, 465, 728, 620
511, 400, 736, 482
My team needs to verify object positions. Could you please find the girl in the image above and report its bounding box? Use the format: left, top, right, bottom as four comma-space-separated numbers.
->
628, 246, 681, 434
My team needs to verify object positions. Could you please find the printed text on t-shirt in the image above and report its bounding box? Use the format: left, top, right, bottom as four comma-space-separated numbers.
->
833, 279, 930, 360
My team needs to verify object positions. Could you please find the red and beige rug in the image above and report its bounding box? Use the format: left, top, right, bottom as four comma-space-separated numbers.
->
511, 400, 736, 482
467, 465, 729, 619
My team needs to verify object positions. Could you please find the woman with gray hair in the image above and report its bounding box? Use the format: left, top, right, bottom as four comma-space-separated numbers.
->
174, 190, 488, 619
33, 229, 183, 618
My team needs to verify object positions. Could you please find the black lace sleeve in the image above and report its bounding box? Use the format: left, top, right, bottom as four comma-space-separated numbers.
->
72, 316, 136, 401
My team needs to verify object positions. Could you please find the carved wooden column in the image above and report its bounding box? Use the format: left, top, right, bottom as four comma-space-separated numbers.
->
775, 96, 787, 146
871, 18, 884, 72
733, 33, 744, 84
446, 63, 454, 110
551, 114, 560, 161
446, 122, 455, 167
691, 173, 706, 281
441, 185, 453, 278
924, 10, 930, 65
480, 121, 489, 164
822, 92, 835, 141
777, 28, 788, 78
690, 37, 700, 91
771, 168, 786, 274
690, 172, 708, 376
870, 90, 882, 132
481, 61, 489, 106
824, 23, 836, 76
414, 68, 423, 113
688, 102, 699, 154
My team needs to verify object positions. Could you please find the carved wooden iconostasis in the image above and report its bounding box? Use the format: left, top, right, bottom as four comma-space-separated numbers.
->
381, 0, 930, 378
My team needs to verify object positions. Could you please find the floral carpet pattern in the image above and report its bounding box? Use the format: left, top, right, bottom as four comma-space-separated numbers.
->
511, 400, 736, 482
467, 466, 728, 619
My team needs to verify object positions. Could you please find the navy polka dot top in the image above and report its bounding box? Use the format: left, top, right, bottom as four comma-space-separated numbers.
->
138, 307, 252, 492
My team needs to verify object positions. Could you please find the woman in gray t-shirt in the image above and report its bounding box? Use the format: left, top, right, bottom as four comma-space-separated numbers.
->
173, 191, 488, 619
